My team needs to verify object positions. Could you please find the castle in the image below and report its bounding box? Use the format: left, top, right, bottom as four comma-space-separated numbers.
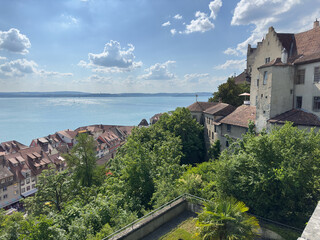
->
189, 20, 320, 149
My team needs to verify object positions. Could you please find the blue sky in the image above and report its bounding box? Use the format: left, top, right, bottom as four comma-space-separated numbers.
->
0, 0, 319, 93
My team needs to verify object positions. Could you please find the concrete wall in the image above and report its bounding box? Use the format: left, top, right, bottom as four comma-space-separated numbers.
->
110, 198, 188, 240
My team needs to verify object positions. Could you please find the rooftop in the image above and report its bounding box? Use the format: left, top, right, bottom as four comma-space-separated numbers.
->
187, 101, 217, 112
268, 109, 320, 127
219, 105, 256, 128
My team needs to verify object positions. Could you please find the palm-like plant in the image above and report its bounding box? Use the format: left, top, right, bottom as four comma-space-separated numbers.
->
196, 197, 260, 240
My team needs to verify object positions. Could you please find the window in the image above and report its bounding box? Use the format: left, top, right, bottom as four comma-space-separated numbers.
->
21, 188, 25, 193
314, 67, 320, 83
214, 125, 217, 133
26, 172, 30, 178
3, 186, 7, 192
296, 96, 302, 109
227, 124, 231, 132
32, 177, 36, 182
0, 196, 1, 200
26, 178, 30, 184
226, 141, 229, 147
296, 69, 305, 84
3, 194, 7, 199
313, 97, 320, 111
265, 57, 270, 64
27, 186, 30, 191
32, 184, 36, 189
263, 71, 268, 85
21, 180, 25, 186
209, 130, 211, 139
257, 79, 259, 87
212, 131, 214, 139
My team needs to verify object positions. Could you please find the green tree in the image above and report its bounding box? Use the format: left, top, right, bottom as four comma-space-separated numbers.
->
197, 197, 260, 240
208, 140, 221, 160
24, 168, 75, 215
64, 133, 97, 187
214, 122, 320, 227
209, 77, 250, 107
155, 107, 205, 164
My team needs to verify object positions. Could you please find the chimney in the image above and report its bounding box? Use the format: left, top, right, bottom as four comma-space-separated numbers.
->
314, 19, 319, 28
281, 48, 288, 64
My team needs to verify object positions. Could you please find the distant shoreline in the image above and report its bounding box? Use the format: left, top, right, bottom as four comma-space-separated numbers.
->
0, 92, 211, 98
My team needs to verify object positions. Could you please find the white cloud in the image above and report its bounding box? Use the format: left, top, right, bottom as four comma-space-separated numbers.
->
0, 56, 6, 61
0, 28, 31, 54
61, 14, 79, 28
0, 58, 73, 79
170, 29, 177, 35
181, 1, 222, 34
140, 60, 176, 80
38, 70, 73, 77
224, 47, 240, 56
79, 40, 142, 73
224, 0, 320, 55
75, 75, 111, 84
214, 59, 246, 71
173, 14, 183, 20
184, 73, 210, 83
184, 11, 215, 34
209, 0, 222, 19
162, 21, 171, 27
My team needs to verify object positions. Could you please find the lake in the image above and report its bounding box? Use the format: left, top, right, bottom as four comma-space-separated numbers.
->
0, 95, 211, 145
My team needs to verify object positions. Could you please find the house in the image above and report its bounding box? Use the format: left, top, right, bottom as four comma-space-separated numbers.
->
150, 113, 163, 125
0, 141, 27, 155
187, 101, 219, 124
0, 163, 20, 209
57, 130, 77, 147
248, 20, 320, 131
203, 103, 236, 147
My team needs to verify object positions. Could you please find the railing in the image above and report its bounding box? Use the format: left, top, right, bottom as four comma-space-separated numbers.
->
103, 193, 303, 239
103, 194, 188, 240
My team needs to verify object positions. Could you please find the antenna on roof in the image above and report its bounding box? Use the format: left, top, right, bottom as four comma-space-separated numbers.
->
195, 94, 198, 102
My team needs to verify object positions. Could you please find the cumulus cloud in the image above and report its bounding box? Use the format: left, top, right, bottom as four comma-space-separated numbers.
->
209, 0, 222, 19
0, 28, 31, 54
0, 56, 6, 61
173, 14, 183, 20
162, 21, 171, 27
184, 11, 215, 34
170, 29, 177, 35
224, 47, 240, 56
0, 58, 73, 79
214, 59, 246, 71
224, 0, 319, 55
181, 0, 222, 34
79, 40, 142, 73
140, 60, 176, 80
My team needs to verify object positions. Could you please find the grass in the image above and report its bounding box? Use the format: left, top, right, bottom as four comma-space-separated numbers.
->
160, 217, 201, 240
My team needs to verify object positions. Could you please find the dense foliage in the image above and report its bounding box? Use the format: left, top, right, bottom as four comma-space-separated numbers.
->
1, 114, 319, 238
213, 122, 320, 227
209, 77, 250, 107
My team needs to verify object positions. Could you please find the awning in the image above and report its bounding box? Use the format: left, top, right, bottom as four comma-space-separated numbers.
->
0, 196, 22, 208
21, 188, 37, 198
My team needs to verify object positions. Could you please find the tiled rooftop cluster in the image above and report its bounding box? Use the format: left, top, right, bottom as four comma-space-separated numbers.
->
0, 124, 134, 209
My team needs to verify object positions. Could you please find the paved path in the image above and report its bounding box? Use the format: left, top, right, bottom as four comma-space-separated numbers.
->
141, 210, 197, 240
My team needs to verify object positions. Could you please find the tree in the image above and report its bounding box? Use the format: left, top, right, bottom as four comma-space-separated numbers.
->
197, 197, 260, 240
24, 168, 75, 215
155, 107, 205, 164
208, 140, 221, 160
64, 133, 97, 187
214, 122, 320, 227
209, 77, 250, 107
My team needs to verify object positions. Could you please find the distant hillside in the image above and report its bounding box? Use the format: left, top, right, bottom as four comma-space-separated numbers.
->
0, 92, 211, 98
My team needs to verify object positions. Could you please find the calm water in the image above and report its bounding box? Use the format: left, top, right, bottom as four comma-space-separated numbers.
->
0, 95, 211, 145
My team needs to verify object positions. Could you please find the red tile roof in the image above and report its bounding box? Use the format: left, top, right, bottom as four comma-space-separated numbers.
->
219, 105, 256, 128
187, 101, 218, 112
268, 109, 320, 127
